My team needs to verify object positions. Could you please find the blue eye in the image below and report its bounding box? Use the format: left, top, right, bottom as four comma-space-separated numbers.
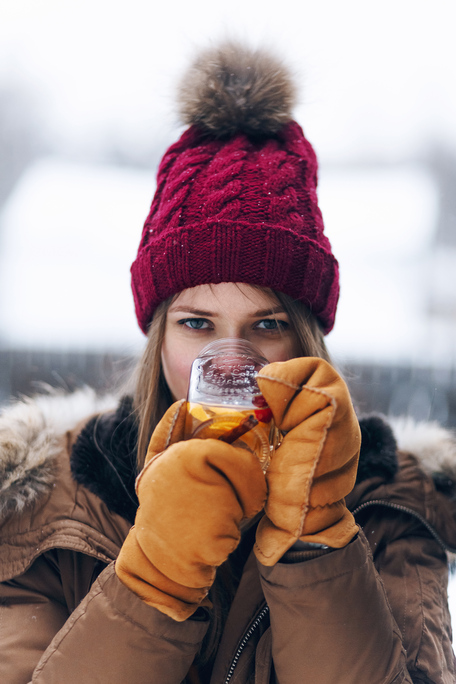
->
179, 318, 210, 330
257, 319, 288, 331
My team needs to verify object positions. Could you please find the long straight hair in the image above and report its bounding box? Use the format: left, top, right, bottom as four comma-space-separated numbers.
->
132, 287, 331, 471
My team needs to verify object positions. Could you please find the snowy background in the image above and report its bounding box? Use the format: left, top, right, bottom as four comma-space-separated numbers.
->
1, 0, 456, 364
1, 0, 456, 636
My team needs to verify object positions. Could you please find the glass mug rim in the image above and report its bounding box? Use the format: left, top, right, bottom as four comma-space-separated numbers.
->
185, 337, 276, 471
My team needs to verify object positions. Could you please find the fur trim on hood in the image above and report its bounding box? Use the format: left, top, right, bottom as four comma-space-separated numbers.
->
70, 395, 139, 523
391, 416, 456, 497
0, 389, 117, 520
1, 391, 456, 523
391, 417, 456, 479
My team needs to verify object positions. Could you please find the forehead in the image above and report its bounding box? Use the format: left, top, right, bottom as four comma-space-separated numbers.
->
171, 283, 281, 312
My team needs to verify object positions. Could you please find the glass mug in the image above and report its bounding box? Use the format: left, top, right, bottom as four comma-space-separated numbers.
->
184, 338, 279, 471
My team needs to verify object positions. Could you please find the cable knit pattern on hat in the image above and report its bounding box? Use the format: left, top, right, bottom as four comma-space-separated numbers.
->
131, 43, 339, 334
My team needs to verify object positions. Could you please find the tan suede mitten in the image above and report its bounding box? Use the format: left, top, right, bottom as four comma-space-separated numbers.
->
116, 401, 267, 621
254, 358, 361, 566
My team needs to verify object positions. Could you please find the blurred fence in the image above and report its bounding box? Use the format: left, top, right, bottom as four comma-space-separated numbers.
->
0, 349, 455, 428
346, 362, 455, 426
0, 350, 133, 404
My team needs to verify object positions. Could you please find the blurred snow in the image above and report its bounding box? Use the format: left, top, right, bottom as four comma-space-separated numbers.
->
0, 0, 455, 364
0, 157, 448, 370
0, 158, 151, 352
320, 164, 443, 366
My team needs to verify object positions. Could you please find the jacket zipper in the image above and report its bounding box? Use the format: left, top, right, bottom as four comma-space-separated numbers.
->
224, 605, 270, 684
352, 499, 456, 554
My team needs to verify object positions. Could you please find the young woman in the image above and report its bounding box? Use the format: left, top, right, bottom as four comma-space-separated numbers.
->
1, 43, 456, 684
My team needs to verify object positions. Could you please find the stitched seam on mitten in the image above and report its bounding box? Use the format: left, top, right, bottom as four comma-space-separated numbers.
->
259, 379, 338, 537
256, 373, 301, 391
135, 400, 186, 491
292, 386, 337, 537
256, 377, 339, 543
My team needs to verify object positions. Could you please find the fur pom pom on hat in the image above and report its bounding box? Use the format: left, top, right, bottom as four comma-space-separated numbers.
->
131, 42, 339, 334
177, 42, 297, 138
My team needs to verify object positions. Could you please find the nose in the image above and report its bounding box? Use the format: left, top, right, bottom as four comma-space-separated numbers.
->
215, 323, 247, 341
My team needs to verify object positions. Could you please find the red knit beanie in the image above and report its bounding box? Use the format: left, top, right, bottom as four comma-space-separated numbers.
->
131, 43, 339, 334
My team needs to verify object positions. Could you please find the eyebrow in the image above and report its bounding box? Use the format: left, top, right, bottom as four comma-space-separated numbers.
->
252, 307, 287, 317
169, 305, 287, 317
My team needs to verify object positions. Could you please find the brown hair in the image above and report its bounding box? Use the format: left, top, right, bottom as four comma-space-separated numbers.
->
132, 287, 330, 471
132, 297, 174, 469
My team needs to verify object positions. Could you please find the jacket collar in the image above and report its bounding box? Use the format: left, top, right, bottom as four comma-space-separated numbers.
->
1, 389, 455, 523
71, 402, 401, 523
70, 395, 139, 523
0, 388, 117, 521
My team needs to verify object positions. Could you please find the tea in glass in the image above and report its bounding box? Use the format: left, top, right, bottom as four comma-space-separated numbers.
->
184, 338, 278, 471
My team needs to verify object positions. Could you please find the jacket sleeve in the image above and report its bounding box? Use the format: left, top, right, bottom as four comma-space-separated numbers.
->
0, 552, 208, 684
0, 551, 71, 684
363, 509, 455, 684
258, 530, 413, 684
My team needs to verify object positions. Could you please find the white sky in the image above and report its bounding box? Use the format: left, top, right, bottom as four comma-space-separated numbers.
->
1, 0, 456, 162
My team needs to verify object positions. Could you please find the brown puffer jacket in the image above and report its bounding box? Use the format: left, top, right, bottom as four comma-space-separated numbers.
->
0, 390, 455, 684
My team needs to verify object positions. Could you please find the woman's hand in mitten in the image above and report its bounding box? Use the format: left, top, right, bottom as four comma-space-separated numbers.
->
254, 358, 361, 566
115, 401, 267, 621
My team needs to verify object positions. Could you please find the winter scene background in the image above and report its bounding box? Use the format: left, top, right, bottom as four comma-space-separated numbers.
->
1, 0, 456, 637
